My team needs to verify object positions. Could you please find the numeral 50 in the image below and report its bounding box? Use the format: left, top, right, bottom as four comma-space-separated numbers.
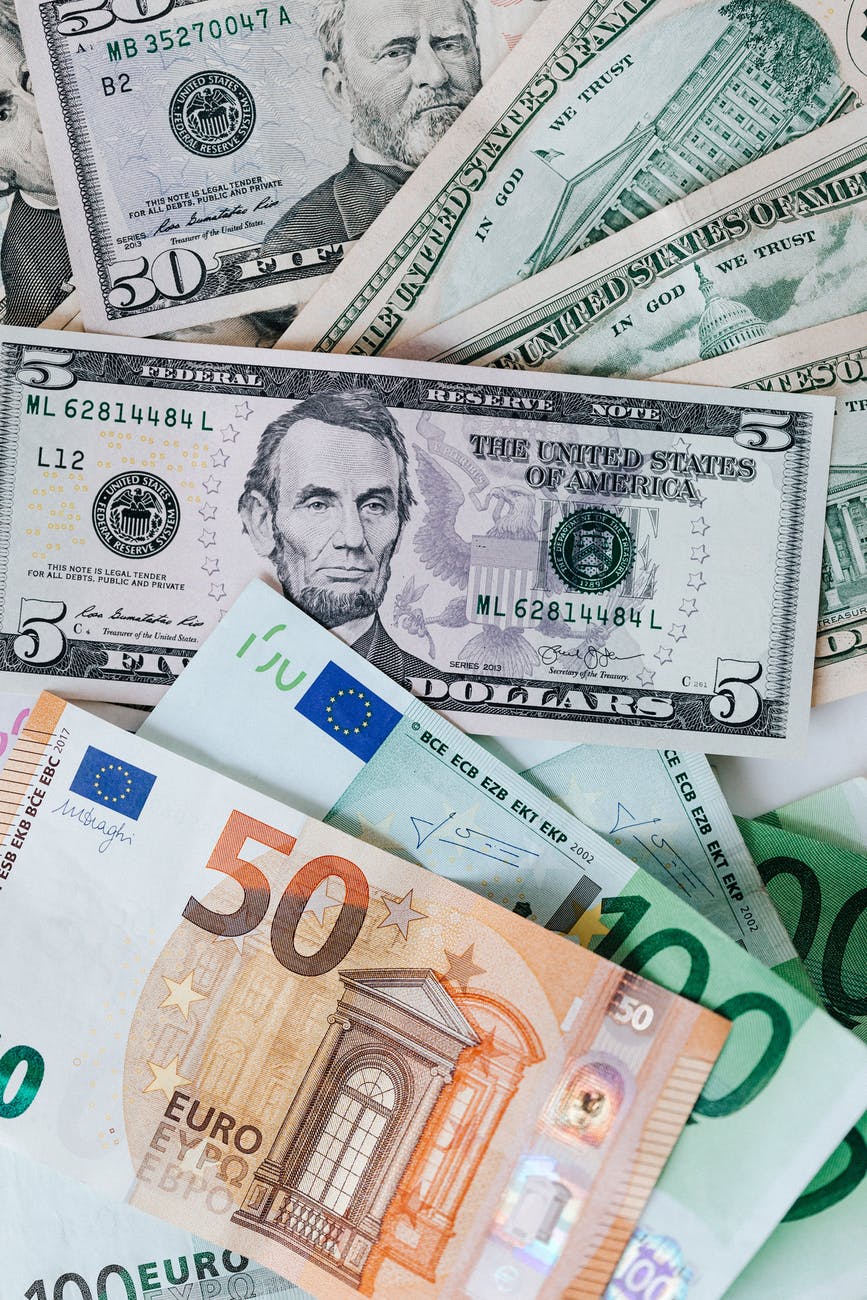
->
55, 0, 174, 36
185, 811, 370, 977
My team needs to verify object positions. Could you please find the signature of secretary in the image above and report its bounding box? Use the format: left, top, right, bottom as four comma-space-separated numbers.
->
538, 644, 643, 669
410, 812, 539, 869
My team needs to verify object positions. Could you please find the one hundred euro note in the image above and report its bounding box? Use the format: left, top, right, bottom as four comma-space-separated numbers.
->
403, 109, 867, 373
663, 315, 867, 707
139, 579, 867, 1297
729, 783, 867, 1300
0, 325, 834, 756
281, 0, 866, 356
17, 0, 552, 338
0, 692, 731, 1300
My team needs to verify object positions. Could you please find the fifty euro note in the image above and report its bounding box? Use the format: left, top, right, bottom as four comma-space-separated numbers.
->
0, 693, 730, 1300
141, 579, 867, 1297
0, 325, 834, 756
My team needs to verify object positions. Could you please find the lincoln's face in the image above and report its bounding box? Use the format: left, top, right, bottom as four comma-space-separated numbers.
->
0, 28, 54, 200
324, 0, 481, 168
263, 419, 403, 627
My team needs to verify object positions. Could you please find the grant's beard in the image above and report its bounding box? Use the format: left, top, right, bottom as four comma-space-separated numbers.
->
273, 537, 393, 630
349, 84, 477, 169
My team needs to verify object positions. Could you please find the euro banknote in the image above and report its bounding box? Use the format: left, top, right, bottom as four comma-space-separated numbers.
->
663, 315, 867, 708
402, 109, 867, 373
18, 0, 552, 338
729, 789, 867, 1300
140, 579, 867, 1297
0, 325, 834, 755
479, 736, 799, 971
0, 692, 731, 1300
281, 0, 864, 356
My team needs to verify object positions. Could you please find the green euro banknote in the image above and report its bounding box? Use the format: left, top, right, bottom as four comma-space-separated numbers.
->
727, 789, 867, 1300
282, 0, 866, 356
141, 579, 864, 1298
0, 691, 732, 1300
479, 736, 802, 975
402, 108, 867, 374
663, 314, 867, 707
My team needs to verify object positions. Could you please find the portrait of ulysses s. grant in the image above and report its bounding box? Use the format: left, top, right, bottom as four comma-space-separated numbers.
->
238, 389, 432, 681
261, 0, 482, 255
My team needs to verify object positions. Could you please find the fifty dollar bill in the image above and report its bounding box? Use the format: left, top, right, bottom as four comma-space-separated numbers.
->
0, 325, 834, 755
281, 0, 865, 355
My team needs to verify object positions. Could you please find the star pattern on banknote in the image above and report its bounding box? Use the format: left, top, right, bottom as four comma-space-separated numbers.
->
637, 667, 655, 687
198, 503, 217, 521
222, 425, 241, 443
202, 475, 221, 494
688, 571, 707, 592
679, 597, 698, 617
691, 516, 709, 536
354, 811, 397, 852
211, 449, 230, 469
378, 889, 426, 940
571, 901, 609, 948
442, 943, 485, 991
159, 971, 206, 1021
673, 436, 692, 452
144, 1054, 192, 1100
303, 879, 345, 926
235, 401, 254, 420
209, 583, 226, 602
668, 623, 687, 642
201, 557, 220, 576
690, 544, 710, 563
654, 645, 674, 665
199, 529, 216, 548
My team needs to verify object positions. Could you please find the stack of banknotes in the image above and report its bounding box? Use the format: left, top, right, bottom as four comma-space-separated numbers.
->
0, 0, 865, 1295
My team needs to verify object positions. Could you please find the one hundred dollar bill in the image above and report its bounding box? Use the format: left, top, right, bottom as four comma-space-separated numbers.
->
139, 580, 865, 1297
480, 735, 799, 967
729, 787, 867, 1300
18, 0, 552, 338
662, 315, 867, 707
0, 326, 834, 755
280, 0, 865, 355
403, 109, 867, 373
0, 692, 731, 1300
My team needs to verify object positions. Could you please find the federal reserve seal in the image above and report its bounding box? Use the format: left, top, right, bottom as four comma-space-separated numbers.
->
169, 71, 256, 157
92, 473, 180, 559
549, 508, 635, 592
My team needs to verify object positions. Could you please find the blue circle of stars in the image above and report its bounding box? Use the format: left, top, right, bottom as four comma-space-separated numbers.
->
326, 687, 373, 738
93, 762, 133, 805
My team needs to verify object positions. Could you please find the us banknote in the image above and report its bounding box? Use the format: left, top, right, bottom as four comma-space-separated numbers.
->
281, 0, 864, 355
140, 580, 865, 1297
730, 788, 867, 1300
403, 109, 867, 374
480, 736, 799, 969
0, 325, 834, 755
663, 315, 867, 708
18, 0, 553, 338
0, 692, 731, 1300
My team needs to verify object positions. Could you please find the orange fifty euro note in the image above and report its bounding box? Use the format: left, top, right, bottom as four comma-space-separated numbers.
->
0, 693, 728, 1300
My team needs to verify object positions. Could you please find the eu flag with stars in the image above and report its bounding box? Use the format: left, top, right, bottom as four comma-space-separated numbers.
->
69, 746, 156, 820
295, 661, 401, 761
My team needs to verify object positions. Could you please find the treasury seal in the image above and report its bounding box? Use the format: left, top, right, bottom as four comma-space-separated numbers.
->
549, 507, 635, 593
169, 71, 256, 157
92, 473, 180, 559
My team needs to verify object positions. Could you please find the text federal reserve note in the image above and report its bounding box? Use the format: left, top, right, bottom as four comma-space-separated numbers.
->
404, 110, 867, 373
663, 316, 867, 706
0, 693, 730, 1300
0, 326, 833, 754
18, 0, 550, 338
281, 0, 863, 356
729, 787, 867, 1300
139, 581, 865, 1298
